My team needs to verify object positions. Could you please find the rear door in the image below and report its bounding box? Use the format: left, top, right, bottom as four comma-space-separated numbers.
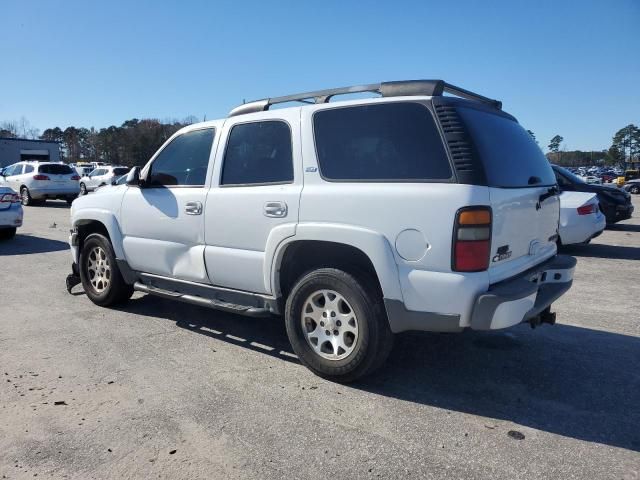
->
204, 109, 302, 294
456, 106, 559, 283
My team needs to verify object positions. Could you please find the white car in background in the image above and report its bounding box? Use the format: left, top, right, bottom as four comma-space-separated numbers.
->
79, 166, 130, 195
0, 186, 23, 239
0, 162, 80, 206
558, 191, 605, 246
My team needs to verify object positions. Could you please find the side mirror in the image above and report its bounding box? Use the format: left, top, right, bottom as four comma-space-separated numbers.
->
125, 166, 141, 186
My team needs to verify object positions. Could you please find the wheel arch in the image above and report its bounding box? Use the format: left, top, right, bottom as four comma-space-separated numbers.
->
73, 212, 125, 259
270, 224, 403, 305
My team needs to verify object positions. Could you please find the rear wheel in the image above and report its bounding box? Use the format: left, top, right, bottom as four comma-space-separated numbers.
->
79, 233, 133, 306
79, 183, 87, 195
20, 187, 32, 206
284, 268, 393, 383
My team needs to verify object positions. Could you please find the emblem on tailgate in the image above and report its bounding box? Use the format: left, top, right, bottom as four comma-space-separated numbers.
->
492, 245, 512, 263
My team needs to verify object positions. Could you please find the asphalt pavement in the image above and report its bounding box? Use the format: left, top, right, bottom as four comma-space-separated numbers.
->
1, 197, 638, 479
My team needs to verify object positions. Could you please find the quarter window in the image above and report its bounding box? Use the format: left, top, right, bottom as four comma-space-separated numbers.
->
313, 102, 452, 181
24, 165, 34, 174
221, 121, 293, 186
148, 128, 215, 187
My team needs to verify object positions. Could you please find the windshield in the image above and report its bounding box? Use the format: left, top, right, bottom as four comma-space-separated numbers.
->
457, 107, 556, 188
554, 165, 585, 184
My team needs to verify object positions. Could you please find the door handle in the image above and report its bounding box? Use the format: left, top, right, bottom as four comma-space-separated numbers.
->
185, 201, 203, 215
264, 201, 287, 218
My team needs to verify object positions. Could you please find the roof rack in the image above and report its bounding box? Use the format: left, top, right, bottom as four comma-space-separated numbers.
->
228, 79, 502, 117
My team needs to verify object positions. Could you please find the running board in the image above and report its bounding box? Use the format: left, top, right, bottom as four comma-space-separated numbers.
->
133, 282, 272, 318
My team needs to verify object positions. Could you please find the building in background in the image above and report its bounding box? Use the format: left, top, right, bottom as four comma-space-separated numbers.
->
0, 137, 61, 168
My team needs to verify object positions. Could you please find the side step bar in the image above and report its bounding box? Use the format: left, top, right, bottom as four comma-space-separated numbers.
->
133, 282, 272, 318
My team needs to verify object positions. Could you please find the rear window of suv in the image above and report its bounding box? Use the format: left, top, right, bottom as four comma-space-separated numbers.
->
457, 107, 556, 188
313, 102, 452, 181
38, 164, 74, 175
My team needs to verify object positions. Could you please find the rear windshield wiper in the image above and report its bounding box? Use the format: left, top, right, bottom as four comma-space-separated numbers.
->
538, 185, 559, 205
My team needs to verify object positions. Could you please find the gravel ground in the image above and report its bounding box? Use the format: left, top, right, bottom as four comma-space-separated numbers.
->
0, 197, 638, 480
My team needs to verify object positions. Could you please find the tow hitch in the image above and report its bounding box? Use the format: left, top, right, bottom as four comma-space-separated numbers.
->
529, 307, 556, 329
66, 263, 81, 294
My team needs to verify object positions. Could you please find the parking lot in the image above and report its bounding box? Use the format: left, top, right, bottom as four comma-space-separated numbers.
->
1, 199, 638, 479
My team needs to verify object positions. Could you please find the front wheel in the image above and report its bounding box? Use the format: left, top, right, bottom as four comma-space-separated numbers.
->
630, 185, 640, 194
79, 233, 133, 306
285, 268, 393, 383
79, 183, 87, 195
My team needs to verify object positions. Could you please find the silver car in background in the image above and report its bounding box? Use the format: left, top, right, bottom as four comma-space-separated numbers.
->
0, 162, 80, 206
79, 166, 129, 195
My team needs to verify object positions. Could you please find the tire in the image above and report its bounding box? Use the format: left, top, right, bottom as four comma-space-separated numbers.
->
79, 233, 133, 306
285, 268, 393, 383
630, 185, 640, 194
79, 183, 87, 195
0, 228, 17, 240
20, 187, 32, 206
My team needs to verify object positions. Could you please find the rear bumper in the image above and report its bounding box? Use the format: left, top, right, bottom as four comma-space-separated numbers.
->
0, 205, 23, 228
470, 255, 576, 330
30, 185, 80, 199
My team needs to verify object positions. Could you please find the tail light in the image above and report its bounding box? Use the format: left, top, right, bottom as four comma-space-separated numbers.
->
70, 175, 80, 180
33, 174, 50, 181
577, 204, 597, 215
0, 193, 20, 203
452, 206, 491, 272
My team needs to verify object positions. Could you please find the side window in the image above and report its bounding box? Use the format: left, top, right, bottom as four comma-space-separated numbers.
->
24, 165, 34, 174
313, 102, 452, 181
148, 128, 215, 187
221, 121, 293, 186
11, 165, 24, 176
3, 165, 16, 176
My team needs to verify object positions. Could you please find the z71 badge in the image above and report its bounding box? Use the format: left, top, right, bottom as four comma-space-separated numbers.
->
492, 245, 512, 263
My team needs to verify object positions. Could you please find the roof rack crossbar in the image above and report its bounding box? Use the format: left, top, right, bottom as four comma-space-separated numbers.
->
228, 79, 501, 117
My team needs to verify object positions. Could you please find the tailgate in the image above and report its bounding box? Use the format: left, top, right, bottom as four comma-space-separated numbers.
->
488, 186, 558, 283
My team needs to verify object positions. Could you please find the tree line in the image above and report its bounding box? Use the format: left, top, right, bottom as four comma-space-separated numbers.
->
541, 124, 640, 167
1, 117, 198, 167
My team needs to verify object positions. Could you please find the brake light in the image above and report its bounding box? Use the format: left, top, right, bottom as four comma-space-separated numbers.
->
0, 193, 20, 203
70, 175, 80, 180
33, 174, 50, 181
577, 204, 596, 215
453, 206, 491, 272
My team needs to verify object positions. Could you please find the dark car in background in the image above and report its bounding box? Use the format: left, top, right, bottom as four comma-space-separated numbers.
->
552, 165, 633, 225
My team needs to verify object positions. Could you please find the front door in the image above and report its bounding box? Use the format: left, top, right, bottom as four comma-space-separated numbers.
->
204, 110, 302, 294
120, 126, 218, 283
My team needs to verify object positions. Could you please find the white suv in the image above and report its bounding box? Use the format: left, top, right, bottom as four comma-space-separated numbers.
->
1, 161, 80, 205
67, 80, 576, 381
79, 166, 130, 195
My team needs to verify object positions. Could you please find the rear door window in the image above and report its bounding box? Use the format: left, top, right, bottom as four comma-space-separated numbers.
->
221, 121, 293, 186
457, 107, 556, 187
313, 102, 452, 181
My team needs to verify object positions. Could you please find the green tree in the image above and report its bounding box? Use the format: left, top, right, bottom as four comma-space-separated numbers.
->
548, 135, 563, 153
611, 124, 640, 168
526, 130, 538, 144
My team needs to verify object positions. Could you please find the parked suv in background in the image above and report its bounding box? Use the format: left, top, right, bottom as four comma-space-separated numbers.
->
1, 162, 80, 206
552, 165, 634, 224
79, 166, 130, 195
68, 80, 576, 381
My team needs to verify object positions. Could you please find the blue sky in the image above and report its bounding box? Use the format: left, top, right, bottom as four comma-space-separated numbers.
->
1, 0, 638, 151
